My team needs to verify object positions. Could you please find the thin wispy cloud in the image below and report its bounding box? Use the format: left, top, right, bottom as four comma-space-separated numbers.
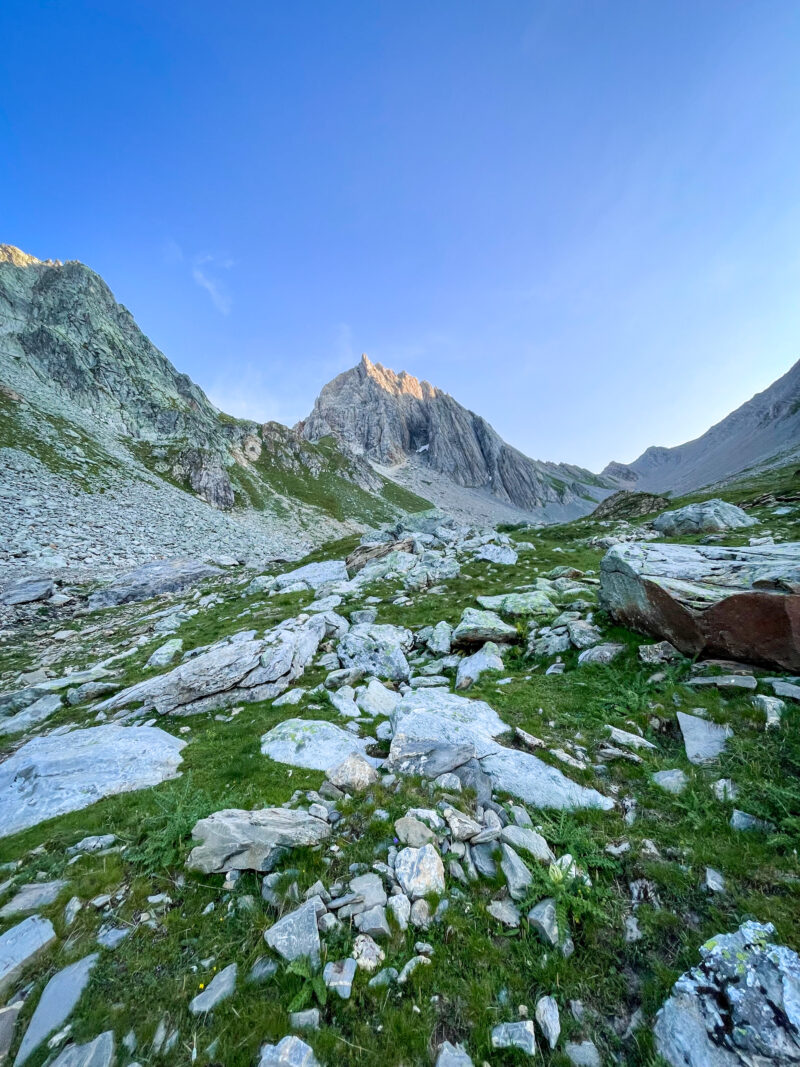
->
163, 241, 234, 314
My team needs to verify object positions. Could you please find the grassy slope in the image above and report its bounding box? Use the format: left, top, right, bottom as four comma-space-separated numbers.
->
0, 515, 798, 1066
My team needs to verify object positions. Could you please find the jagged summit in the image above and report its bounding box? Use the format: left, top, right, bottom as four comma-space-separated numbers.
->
299, 355, 611, 522
0, 244, 60, 268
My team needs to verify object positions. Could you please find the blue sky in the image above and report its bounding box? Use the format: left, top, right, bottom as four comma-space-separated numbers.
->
2, 1, 800, 470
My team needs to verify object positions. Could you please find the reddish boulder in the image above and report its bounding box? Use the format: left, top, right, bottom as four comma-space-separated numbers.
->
599, 542, 800, 671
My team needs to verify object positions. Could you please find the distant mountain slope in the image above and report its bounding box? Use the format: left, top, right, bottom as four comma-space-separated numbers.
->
602, 359, 800, 495
0, 246, 429, 579
299, 355, 612, 522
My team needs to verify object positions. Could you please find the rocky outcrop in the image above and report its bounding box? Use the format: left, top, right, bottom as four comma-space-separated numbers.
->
591, 490, 670, 521
603, 357, 800, 494
654, 921, 800, 1067
652, 499, 757, 536
299, 355, 611, 520
599, 541, 800, 670
187, 808, 332, 873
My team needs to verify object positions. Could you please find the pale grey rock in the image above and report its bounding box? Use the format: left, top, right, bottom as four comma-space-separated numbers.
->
264, 901, 321, 963
653, 921, 800, 1067
352, 933, 385, 973
0, 693, 63, 737
261, 718, 370, 771
355, 905, 391, 940
323, 957, 357, 999
49, 1031, 115, 1067
0, 577, 55, 605
327, 752, 379, 792
491, 1021, 536, 1055
653, 769, 688, 795
426, 621, 453, 655
565, 1040, 601, 1067
452, 608, 517, 646
395, 816, 436, 848
500, 844, 532, 900
66, 834, 116, 856
607, 725, 656, 751
258, 1035, 321, 1067
435, 1041, 474, 1067
753, 694, 785, 728
527, 899, 559, 947
652, 499, 757, 536
687, 675, 756, 692
577, 643, 625, 666
528, 631, 571, 657
0, 916, 56, 997
535, 995, 561, 1049
0, 725, 185, 839
329, 685, 360, 719
456, 642, 504, 690
387, 893, 411, 931
486, 898, 520, 927
96, 924, 129, 950
394, 845, 445, 899
146, 638, 183, 669
477, 591, 555, 617
187, 808, 330, 873
337, 623, 411, 681
355, 678, 399, 718
307, 594, 342, 612
289, 1008, 319, 1031
705, 867, 726, 892
273, 560, 348, 591
189, 962, 237, 1013
389, 688, 613, 811
712, 778, 738, 801
499, 825, 554, 863
99, 615, 326, 717
0, 881, 67, 918
477, 544, 518, 565
16, 957, 98, 1066
567, 620, 603, 650
639, 641, 681, 665
0, 1002, 23, 1064
89, 558, 221, 609
731, 809, 775, 832
678, 711, 732, 765
771, 679, 800, 701
273, 688, 306, 707
397, 954, 432, 984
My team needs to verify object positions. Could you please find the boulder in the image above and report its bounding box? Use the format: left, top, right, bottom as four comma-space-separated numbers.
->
258, 1035, 321, 1067
600, 541, 800, 671
273, 559, 348, 591
476, 591, 556, 617
677, 711, 732, 765
0, 726, 185, 839
652, 499, 757, 536
394, 845, 445, 899
187, 808, 331, 873
476, 544, 518, 565
456, 642, 504, 690
654, 921, 800, 1067
98, 615, 326, 716
0, 881, 67, 918
337, 623, 412, 681
452, 609, 517, 646
327, 752, 379, 792
260, 718, 371, 772
346, 539, 415, 574
0, 577, 55, 606
88, 558, 221, 609
264, 901, 321, 963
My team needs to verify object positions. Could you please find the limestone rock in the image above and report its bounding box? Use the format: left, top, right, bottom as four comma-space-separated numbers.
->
535, 995, 561, 1049
88, 558, 221, 609
49, 1032, 115, 1067
187, 808, 331, 873
327, 752, 379, 792
264, 901, 321, 964
491, 1021, 536, 1055
337, 623, 412, 681
189, 963, 237, 1013
678, 712, 732, 765
0, 725, 185, 839
456, 642, 504, 690
0, 577, 55, 606
435, 1041, 474, 1067
261, 718, 370, 772
652, 499, 757, 536
477, 591, 555, 617
600, 541, 800, 671
394, 845, 445, 899
0, 881, 67, 918
258, 1035, 321, 1067
654, 921, 800, 1067
0, 916, 57, 997
452, 608, 518, 646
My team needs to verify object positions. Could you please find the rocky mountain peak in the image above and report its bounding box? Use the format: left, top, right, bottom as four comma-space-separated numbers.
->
0, 244, 60, 268
300, 356, 610, 521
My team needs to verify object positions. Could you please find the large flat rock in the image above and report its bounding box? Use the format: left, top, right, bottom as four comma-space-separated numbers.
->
599, 541, 800, 671
261, 718, 371, 771
652, 499, 757, 536
88, 558, 221, 609
15, 952, 98, 1066
0, 725, 186, 839
0, 916, 56, 997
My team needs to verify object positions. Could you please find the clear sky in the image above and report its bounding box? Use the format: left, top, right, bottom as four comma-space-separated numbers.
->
3, 1, 800, 471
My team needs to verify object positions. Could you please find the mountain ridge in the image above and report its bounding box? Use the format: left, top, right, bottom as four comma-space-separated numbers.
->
603, 357, 800, 494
